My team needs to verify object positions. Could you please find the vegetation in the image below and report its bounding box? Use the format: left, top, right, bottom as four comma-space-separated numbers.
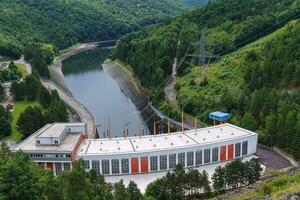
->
24, 43, 55, 78
176, 20, 300, 159
0, 143, 262, 200
113, 0, 299, 89
0, 61, 22, 82
10, 101, 40, 141
0, 105, 11, 138
182, 0, 217, 7
212, 159, 262, 192
229, 171, 300, 200
0, 0, 191, 58
10, 73, 68, 140
113, 0, 300, 159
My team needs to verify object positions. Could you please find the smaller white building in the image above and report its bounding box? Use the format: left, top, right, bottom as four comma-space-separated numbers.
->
13, 123, 87, 175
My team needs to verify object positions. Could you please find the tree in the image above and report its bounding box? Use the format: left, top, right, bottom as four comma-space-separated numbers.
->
114, 180, 127, 200
241, 111, 256, 131
145, 178, 168, 200
212, 166, 225, 192
24, 75, 40, 101
126, 181, 142, 200
0, 150, 44, 200
245, 159, 262, 185
39, 86, 51, 108
0, 117, 11, 138
224, 159, 246, 189
201, 170, 211, 194
57, 160, 94, 200
17, 106, 45, 139
12, 81, 25, 101
0, 83, 4, 101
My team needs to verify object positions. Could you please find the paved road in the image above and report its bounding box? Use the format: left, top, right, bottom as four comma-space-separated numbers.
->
256, 145, 292, 171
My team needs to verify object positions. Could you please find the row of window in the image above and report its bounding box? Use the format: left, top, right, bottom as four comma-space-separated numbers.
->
30, 153, 71, 158
84, 141, 249, 175
85, 158, 130, 175
54, 163, 71, 175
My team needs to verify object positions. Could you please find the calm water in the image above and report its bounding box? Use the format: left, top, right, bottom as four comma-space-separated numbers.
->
62, 47, 147, 138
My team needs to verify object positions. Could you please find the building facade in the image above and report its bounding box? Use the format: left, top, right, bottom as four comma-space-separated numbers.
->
13, 123, 257, 176
13, 123, 86, 175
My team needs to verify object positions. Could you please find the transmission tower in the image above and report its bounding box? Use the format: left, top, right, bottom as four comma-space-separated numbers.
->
186, 31, 218, 67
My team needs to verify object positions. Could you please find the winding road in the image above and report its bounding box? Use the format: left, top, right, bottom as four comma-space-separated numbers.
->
17, 40, 116, 139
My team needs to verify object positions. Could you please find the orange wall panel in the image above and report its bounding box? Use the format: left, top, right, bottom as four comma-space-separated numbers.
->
228, 144, 234, 160
220, 146, 227, 161
46, 162, 53, 169
140, 157, 148, 173
131, 158, 139, 174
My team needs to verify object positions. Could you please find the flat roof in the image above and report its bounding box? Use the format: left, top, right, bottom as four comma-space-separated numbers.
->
209, 111, 231, 121
37, 123, 85, 138
78, 124, 256, 157
13, 123, 85, 153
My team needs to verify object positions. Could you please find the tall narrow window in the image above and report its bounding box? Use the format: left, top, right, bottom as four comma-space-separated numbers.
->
102, 160, 110, 175
92, 160, 100, 173
196, 150, 202, 165
84, 160, 90, 170
121, 159, 129, 174
111, 159, 120, 174
242, 141, 248, 156
178, 153, 185, 167
169, 154, 176, 169
187, 151, 194, 166
150, 156, 158, 171
204, 148, 211, 164
55, 163, 62, 175
159, 155, 167, 170
212, 147, 219, 162
63, 163, 71, 171
235, 143, 241, 157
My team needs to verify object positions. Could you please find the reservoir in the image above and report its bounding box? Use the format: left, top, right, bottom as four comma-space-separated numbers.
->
62, 47, 147, 138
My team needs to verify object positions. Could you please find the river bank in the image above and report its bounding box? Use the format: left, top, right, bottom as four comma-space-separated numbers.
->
103, 59, 147, 110
49, 40, 115, 94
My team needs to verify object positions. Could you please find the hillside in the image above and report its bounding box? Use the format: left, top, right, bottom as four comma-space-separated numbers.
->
113, 0, 300, 88
0, 0, 191, 59
182, 0, 217, 7
113, 0, 300, 158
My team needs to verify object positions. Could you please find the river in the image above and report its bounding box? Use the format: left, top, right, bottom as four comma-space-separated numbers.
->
62, 47, 148, 138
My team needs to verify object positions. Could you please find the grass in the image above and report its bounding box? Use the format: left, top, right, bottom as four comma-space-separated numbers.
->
8, 101, 40, 141
232, 172, 300, 200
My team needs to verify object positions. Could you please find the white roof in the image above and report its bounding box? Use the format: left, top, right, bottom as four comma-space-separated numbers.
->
13, 123, 85, 153
36, 123, 85, 138
78, 124, 256, 156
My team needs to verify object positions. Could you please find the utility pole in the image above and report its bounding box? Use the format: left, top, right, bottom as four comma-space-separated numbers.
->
187, 31, 219, 67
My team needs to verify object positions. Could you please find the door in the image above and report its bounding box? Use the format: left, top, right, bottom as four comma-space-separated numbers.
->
140, 157, 148, 173
220, 146, 227, 161
228, 144, 234, 160
131, 158, 139, 174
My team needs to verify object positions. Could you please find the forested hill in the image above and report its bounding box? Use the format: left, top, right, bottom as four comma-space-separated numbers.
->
182, 0, 217, 7
113, 0, 300, 158
113, 0, 300, 88
0, 0, 191, 59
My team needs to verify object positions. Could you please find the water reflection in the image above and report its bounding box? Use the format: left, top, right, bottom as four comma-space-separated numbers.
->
62, 47, 147, 137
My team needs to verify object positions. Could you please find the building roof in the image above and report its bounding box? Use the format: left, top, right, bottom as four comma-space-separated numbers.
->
209, 111, 231, 121
13, 123, 85, 153
78, 124, 256, 157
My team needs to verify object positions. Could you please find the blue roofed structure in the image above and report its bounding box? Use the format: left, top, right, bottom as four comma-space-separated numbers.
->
209, 111, 231, 122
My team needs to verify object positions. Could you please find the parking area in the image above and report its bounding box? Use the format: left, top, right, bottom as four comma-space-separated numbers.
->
256, 145, 292, 172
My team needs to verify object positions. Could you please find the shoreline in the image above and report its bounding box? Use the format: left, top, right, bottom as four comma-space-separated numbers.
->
103, 59, 147, 110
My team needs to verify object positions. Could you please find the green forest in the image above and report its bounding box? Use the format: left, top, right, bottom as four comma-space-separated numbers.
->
0, 0, 192, 59
113, 0, 300, 159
